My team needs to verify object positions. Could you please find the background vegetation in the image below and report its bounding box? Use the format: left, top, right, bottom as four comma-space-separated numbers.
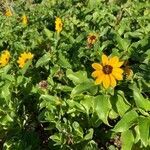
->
0, 0, 149, 149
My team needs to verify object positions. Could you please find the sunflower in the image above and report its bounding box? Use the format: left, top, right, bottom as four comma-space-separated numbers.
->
17, 52, 34, 68
92, 54, 124, 89
87, 33, 97, 45
22, 14, 28, 25
55, 17, 63, 33
123, 60, 133, 80
0, 50, 11, 67
5, 7, 12, 16
124, 66, 133, 80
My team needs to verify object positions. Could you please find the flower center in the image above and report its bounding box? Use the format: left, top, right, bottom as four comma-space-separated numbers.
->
90, 35, 96, 41
103, 65, 113, 74
59, 23, 62, 27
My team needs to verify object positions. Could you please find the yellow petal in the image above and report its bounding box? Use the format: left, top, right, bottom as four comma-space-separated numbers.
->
113, 68, 124, 74
108, 56, 119, 66
95, 72, 105, 84
92, 70, 102, 78
102, 54, 108, 65
103, 75, 110, 88
113, 61, 124, 67
112, 72, 123, 80
109, 74, 116, 87
92, 63, 102, 70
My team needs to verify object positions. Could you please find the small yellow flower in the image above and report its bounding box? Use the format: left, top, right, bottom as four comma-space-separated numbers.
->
87, 33, 97, 45
92, 54, 124, 89
55, 17, 63, 33
5, 7, 12, 16
0, 50, 11, 67
17, 52, 34, 68
22, 14, 28, 25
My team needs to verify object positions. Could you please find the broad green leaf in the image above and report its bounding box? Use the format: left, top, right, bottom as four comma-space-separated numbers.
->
1, 74, 15, 82
39, 95, 59, 109
110, 91, 130, 117
75, 34, 85, 43
57, 52, 71, 69
56, 84, 72, 92
94, 95, 111, 125
121, 130, 134, 150
44, 28, 53, 39
113, 110, 138, 132
138, 116, 150, 147
36, 53, 51, 68
134, 125, 140, 143
0, 64, 11, 74
116, 91, 130, 116
133, 86, 150, 111
115, 34, 130, 51
71, 81, 97, 97
1, 82, 11, 105
67, 100, 85, 113
87, 0, 101, 8
66, 69, 88, 85
109, 109, 118, 119
80, 95, 94, 115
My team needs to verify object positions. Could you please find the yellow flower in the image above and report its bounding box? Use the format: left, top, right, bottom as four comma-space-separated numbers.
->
22, 14, 28, 25
92, 54, 124, 89
5, 7, 12, 16
0, 50, 11, 67
55, 17, 63, 33
17, 52, 34, 68
87, 33, 97, 45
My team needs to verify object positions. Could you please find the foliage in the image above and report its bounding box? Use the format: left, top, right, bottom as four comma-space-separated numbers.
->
0, 0, 150, 149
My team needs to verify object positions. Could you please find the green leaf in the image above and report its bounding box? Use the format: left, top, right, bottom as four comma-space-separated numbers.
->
121, 130, 134, 150
39, 95, 59, 109
0, 64, 11, 74
87, 0, 101, 8
134, 125, 140, 143
115, 34, 130, 51
66, 69, 88, 85
138, 116, 150, 147
50, 133, 62, 145
83, 140, 98, 150
17, 76, 24, 85
1, 82, 11, 105
113, 110, 138, 132
110, 91, 130, 117
94, 95, 111, 125
84, 128, 94, 140
56, 84, 72, 92
36, 52, 51, 68
67, 100, 85, 113
44, 28, 53, 39
71, 81, 97, 97
20, 59, 32, 75
0, 114, 13, 126
132, 85, 150, 111
57, 52, 71, 69
80, 95, 94, 115
72, 121, 83, 138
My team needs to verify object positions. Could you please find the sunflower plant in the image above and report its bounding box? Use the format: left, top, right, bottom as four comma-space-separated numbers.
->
0, 0, 149, 149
